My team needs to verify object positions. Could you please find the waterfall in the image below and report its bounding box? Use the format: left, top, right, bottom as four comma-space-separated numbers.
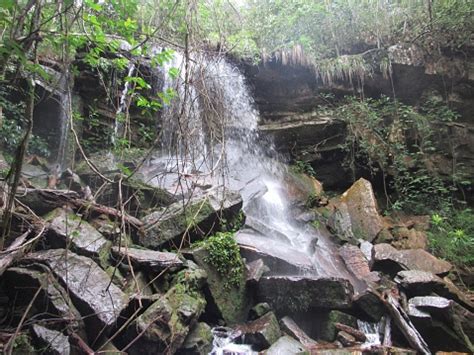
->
142, 51, 355, 280
55, 69, 71, 173
113, 61, 136, 145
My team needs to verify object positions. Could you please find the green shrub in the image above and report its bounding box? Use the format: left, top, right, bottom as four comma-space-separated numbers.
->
200, 231, 244, 288
428, 208, 474, 268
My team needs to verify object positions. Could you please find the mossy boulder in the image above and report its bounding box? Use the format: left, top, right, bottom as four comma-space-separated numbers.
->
121, 280, 206, 354
317, 310, 357, 342
45, 208, 112, 266
190, 245, 249, 325
140, 190, 242, 249
329, 178, 384, 242
178, 322, 213, 354
236, 311, 281, 351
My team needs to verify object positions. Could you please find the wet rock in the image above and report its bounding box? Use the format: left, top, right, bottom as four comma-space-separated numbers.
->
257, 276, 353, 313
178, 322, 213, 355
388, 44, 425, 66
140, 190, 242, 249
190, 246, 249, 324
4, 266, 85, 335
60, 169, 84, 192
407, 296, 474, 353
353, 290, 386, 322
337, 330, 357, 347
337, 178, 384, 242
46, 208, 111, 263
334, 323, 366, 343
30, 324, 70, 355
374, 243, 452, 276
318, 310, 357, 342
395, 270, 474, 312
236, 229, 314, 274
359, 240, 375, 267
280, 316, 318, 348
249, 302, 272, 320
375, 226, 428, 250
327, 202, 356, 244
236, 312, 281, 351
246, 259, 270, 285
23, 249, 129, 336
121, 282, 206, 355
111, 246, 183, 272
339, 244, 380, 284
22, 163, 49, 189
264, 335, 306, 355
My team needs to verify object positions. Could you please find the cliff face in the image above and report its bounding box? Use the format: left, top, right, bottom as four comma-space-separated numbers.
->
241, 44, 474, 191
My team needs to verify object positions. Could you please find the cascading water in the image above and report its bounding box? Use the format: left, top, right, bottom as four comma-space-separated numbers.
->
142, 50, 362, 353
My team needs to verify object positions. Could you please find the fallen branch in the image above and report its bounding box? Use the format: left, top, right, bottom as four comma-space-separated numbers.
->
16, 187, 143, 229
0, 229, 32, 276
382, 290, 430, 355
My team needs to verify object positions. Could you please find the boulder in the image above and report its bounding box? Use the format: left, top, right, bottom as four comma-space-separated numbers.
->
30, 324, 70, 355
249, 302, 272, 321
327, 202, 357, 244
236, 311, 281, 351
236, 230, 315, 274
407, 296, 474, 353
336, 178, 384, 242
353, 290, 386, 323
280, 316, 318, 348
190, 246, 249, 325
318, 310, 357, 342
339, 244, 380, 284
46, 208, 111, 263
4, 266, 85, 335
395, 271, 474, 312
336, 330, 357, 347
246, 258, 270, 285
257, 276, 353, 313
111, 246, 183, 272
140, 190, 242, 249
264, 335, 307, 355
121, 281, 206, 354
374, 243, 452, 276
23, 249, 129, 336
375, 226, 428, 250
177, 322, 213, 355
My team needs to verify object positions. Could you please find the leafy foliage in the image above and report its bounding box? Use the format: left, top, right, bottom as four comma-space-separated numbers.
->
201, 231, 244, 289
335, 95, 464, 214
428, 209, 474, 268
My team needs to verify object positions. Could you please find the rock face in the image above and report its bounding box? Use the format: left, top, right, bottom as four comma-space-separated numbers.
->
374, 243, 452, 276
257, 276, 353, 313
140, 190, 242, 249
23, 249, 129, 336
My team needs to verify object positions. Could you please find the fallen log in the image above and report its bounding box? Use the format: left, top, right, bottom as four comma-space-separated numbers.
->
16, 187, 143, 229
